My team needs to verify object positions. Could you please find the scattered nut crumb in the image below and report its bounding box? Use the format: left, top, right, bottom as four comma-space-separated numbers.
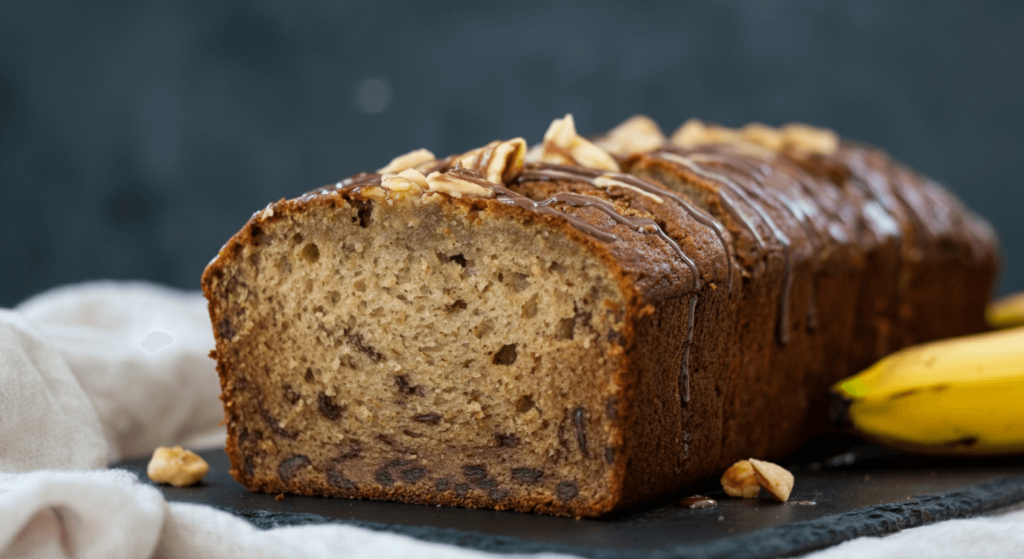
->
147, 446, 209, 487
720, 460, 761, 498
275, 493, 285, 501
749, 458, 794, 502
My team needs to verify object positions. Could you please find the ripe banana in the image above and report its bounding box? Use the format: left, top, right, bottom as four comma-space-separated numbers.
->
831, 325, 1024, 455
987, 291, 1024, 329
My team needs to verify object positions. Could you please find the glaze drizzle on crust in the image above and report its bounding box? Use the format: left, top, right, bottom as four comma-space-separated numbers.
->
303, 159, 702, 292
517, 163, 733, 290
204, 114, 998, 519
652, 150, 795, 344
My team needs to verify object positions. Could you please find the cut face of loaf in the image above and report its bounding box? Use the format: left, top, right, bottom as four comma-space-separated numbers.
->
202, 181, 701, 517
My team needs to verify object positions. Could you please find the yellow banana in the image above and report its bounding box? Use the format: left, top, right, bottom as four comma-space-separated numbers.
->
831, 325, 1024, 455
988, 291, 1024, 329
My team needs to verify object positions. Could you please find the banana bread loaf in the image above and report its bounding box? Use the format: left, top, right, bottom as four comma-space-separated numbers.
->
202, 115, 998, 517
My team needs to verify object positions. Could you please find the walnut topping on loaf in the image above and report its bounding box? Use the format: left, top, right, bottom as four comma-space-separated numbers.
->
527, 114, 621, 172
594, 115, 667, 155
380, 168, 428, 192
425, 170, 496, 198
453, 138, 528, 185
376, 139, 529, 199
377, 148, 437, 174
670, 119, 839, 156
203, 113, 998, 518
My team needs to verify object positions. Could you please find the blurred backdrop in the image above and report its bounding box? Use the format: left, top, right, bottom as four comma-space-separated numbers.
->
1, 0, 1022, 306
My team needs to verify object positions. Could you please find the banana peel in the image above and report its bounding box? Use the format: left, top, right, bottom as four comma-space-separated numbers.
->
987, 291, 1024, 329
831, 325, 1024, 456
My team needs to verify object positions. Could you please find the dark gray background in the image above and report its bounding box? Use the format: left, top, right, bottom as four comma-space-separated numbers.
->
1, 0, 1021, 306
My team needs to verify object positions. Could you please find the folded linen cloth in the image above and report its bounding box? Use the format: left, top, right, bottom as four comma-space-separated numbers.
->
0, 281, 1021, 559
802, 507, 1024, 559
15, 281, 225, 461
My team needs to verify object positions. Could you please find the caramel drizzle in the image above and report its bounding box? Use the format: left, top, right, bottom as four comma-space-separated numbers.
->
509, 164, 710, 408
307, 168, 699, 293
765, 156, 852, 240
517, 163, 602, 180
304, 173, 383, 198
655, 150, 795, 345
883, 162, 935, 243
594, 172, 735, 290
688, 151, 828, 247
655, 152, 766, 249
444, 168, 701, 292
686, 150, 862, 337
838, 148, 908, 240
519, 164, 734, 290
686, 152, 827, 343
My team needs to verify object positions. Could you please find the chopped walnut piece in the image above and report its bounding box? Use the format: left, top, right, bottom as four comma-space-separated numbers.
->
748, 458, 794, 502
454, 138, 527, 184
740, 123, 785, 151
425, 171, 495, 198
672, 119, 838, 157
595, 115, 666, 155
378, 148, 436, 174
147, 446, 210, 487
671, 119, 743, 149
780, 123, 838, 156
720, 459, 761, 498
381, 168, 428, 192
528, 114, 620, 172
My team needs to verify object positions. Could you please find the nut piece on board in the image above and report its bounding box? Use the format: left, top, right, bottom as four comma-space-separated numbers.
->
147, 446, 210, 487
748, 458, 794, 502
720, 460, 762, 498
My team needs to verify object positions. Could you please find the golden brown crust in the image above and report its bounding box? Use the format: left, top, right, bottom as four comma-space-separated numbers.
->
622, 139, 999, 471
203, 180, 696, 517
203, 122, 999, 518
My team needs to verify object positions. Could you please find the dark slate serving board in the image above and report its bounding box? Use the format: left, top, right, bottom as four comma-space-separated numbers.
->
116, 436, 1024, 559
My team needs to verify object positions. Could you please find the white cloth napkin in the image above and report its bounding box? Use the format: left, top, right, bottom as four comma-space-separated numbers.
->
0, 281, 1021, 559
14, 281, 225, 462
801, 507, 1024, 559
